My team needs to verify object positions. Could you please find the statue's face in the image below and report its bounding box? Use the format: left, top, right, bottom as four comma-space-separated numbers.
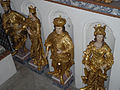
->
3, 6, 9, 13
55, 26, 63, 34
96, 35, 104, 43
29, 13, 34, 19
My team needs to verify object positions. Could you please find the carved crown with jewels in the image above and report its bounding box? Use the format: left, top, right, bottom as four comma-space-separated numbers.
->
1, 0, 10, 7
94, 24, 106, 36
28, 5, 36, 14
53, 16, 66, 27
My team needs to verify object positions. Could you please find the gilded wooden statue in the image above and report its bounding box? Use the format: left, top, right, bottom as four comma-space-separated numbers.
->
1, 0, 27, 55
45, 16, 74, 85
22, 5, 48, 70
80, 24, 114, 90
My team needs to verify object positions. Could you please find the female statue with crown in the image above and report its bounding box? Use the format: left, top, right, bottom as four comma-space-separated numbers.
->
22, 5, 48, 70
80, 24, 114, 90
45, 16, 74, 85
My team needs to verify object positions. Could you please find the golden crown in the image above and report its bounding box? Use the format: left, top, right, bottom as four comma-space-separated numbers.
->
1, 0, 10, 7
94, 24, 106, 36
28, 5, 36, 14
53, 16, 66, 27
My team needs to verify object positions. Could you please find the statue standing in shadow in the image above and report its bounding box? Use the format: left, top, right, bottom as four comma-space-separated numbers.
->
1, 0, 27, 55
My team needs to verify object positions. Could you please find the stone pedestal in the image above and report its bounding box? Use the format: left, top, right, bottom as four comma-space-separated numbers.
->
52, 73, 74, 90
27, 59, 48, 74
14, 48, 31, 64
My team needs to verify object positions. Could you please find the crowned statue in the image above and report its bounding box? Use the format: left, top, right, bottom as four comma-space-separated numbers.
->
1, 0, 27, 55
80, 24, 114, 90
21, 5, 48, 70
45, 16, 74, 85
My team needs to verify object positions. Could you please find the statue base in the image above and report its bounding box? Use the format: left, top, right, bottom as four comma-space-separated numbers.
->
27, 60, 48, 74
14, 48, 31, 64
52, 73, 74, 90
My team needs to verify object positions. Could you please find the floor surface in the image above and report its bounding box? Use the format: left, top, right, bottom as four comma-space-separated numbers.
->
0, 60, 78, 90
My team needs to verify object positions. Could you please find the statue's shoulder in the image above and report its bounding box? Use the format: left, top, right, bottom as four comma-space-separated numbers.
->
47, 31, 55, 38
10, 10, 24, 17
103, 42, 109, 48
64, 31, 69, 35
49, 31, 56, 36
35, 17, 40, 22
63, 31, 71, 38
89, 40, 95, 46
103, 42, 111, 51
9, 10, 18, 17
36, 18, 41, 26
85, 40, 95, 49
10, 10, 18, 14
46, 31, 56, 42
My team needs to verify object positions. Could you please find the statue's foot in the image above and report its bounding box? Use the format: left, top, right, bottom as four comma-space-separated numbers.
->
37, 66, 41, 71
60, 80, 64, 85
48, 71, 56, 75
48, 71, 59, 76
48, 70, 60, 78
60, 76, 64, 85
